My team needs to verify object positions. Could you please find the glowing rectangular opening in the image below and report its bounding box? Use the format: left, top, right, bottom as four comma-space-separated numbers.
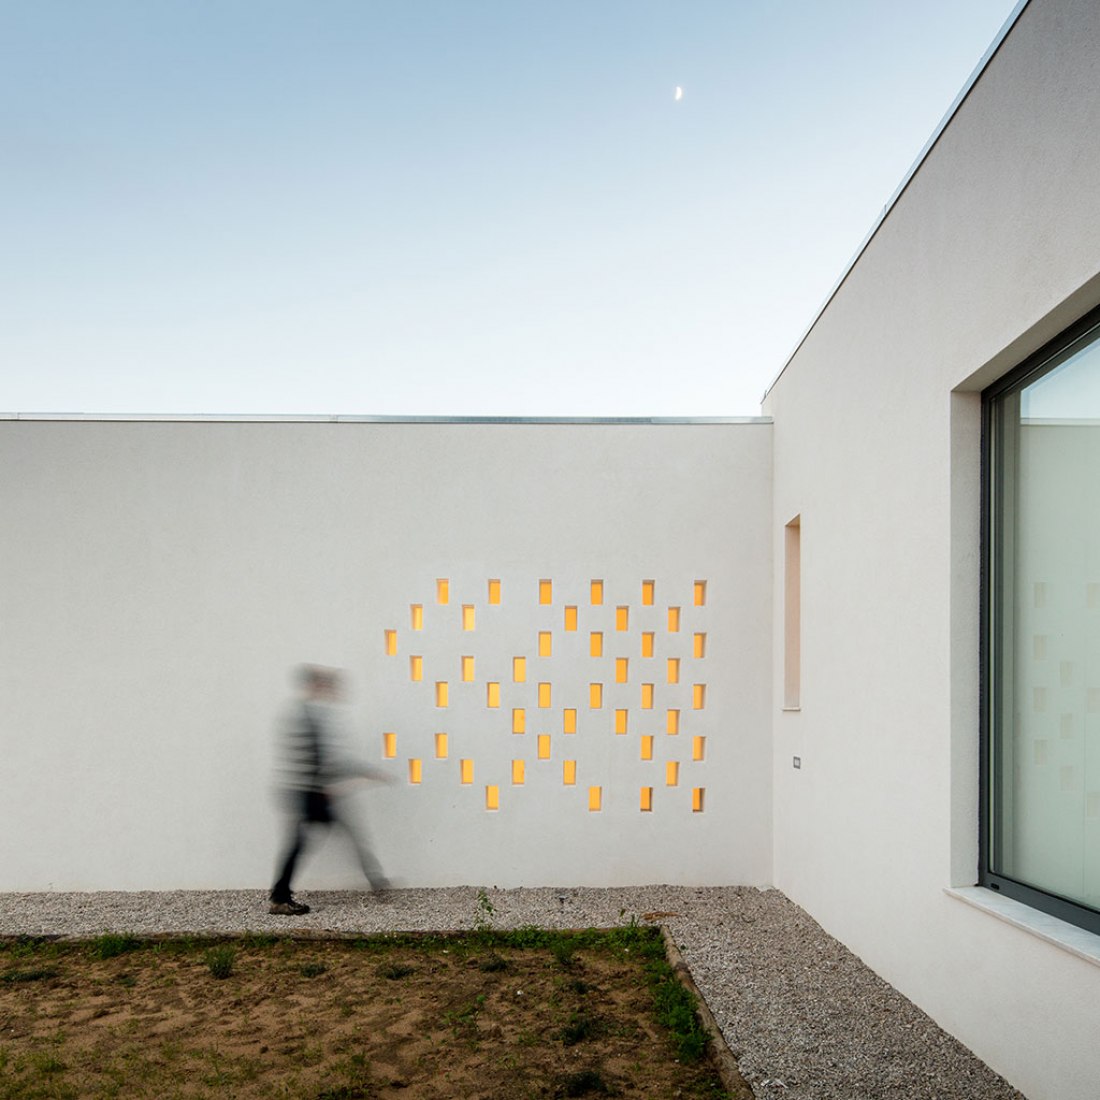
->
487, 681, 501, 708
564, 606, 578, 631
410, 656, 423, 682
641, 683, 654, 709
462, 605, 476, 631
563, 760, 576, 786
642, 580, 655, 606
668, 607, 681, 632
666, 761, 679, 787
590, 632, 603, 657
642, 632, 655, 658
692, 736, 706, 761
694, 580, 707, 607
436, 578, 449, 605
667, 709, 680, 735
590, 580, 604, 605
409, 759, 422, 784
692, 787, 705, 813
589, 683, 603, 709
693, 684, 706, 709
563, 708, 577, 734
537, 734, 551, 760
694, 632, 707, 659
588, 786, 602, 811
461, 656, 475, 682
486, 785, 499, 811
435, 733, 448, 759
539, 579, 553, 605
411, 604, 424, 630
383, 732, 397, 759
460, 759, 474, 785
640, 787, 653, 812
512, 759, 525, 785
615, 658, 629, 684
512, 708, 526, 734
384, 630, 397, 656
435, 682, 449, 707
667, 658, 680, 684
538, 682, 552, 708
488, 578, 501, 605
513, 656, 527, 682
615, 709, 628, 735
616, 606, 629, 631
539, 631, 552, 657
641, 735, 654, 761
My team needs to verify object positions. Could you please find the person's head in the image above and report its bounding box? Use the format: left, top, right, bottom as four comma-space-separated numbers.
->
299, 664, 339, 700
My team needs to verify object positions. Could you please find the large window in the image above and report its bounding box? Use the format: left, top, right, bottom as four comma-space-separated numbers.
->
983, 309, 1100, 933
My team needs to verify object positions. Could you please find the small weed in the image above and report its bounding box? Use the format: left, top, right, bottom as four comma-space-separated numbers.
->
551, 938, 577, 969
378, 962, 414, 980
204, 945, 236, 980
301, 962, 327, 978
240, 932, 280, 949
113, 972, 137, 988
560, 1010, 600, 1046
2, 966, 59, 983
443, 993, 486, 1034
90, 934, 141, 960
477, 953, 508, 972
553, 1067, 610, 1097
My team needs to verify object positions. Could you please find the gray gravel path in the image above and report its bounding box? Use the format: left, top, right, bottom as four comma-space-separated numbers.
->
0, 885, 1023, 1100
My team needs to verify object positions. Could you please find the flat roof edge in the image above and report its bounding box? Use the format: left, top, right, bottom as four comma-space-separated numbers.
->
0, 413, 772, 426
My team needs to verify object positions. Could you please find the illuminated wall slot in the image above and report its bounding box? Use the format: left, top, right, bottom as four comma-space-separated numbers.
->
692, 787, 706, 813
616, 658, 629, 683
668, 607, 681, 632
590, 632, 603, 657
693, 684, 706, 709
642, 632, 655, 657
487, 682, 501, 708
538, 682, 552, 708
486, 785, 499, 811
615, 709, 628, 735
539, 579, 553, 605
539, 631, 552, 657
589, 683, 603, 709
461, 656, 475, 682
641, 684, 654, 709
616, 606, 629, 631
488, 578, 501, 605
434, 733, 448, 759
409, 759, 422, 785
694, 633, 707, 658
563, 760, 577, 785
692, 736, 706, 761
436, 579, 449, 605
411, 604, 424, 630
667, 658, 680, 684
513, 657, 527, 682
564, 709, 577, 734
462, 605, 476, 631
512, 708, 526, 734
694, 580, 707, 607
383, 732, 397, 759
588, 786, 602, 811
460, 759, 474, 785
666, 761, 679, 787
590, 580, 604, 605
564, 606, 578, 631
410, 656, 424, 682
512, 759, 525, 785
537, 734, 551, 760
384, 630, 397, 656
640, 735, 654, 761
640, 787, 653, 812
667, 709, 680, 735
435, 682, 449, 708
642, 580, 655, 606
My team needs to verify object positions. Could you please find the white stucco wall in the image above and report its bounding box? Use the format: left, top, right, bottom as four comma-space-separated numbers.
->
0, 420, 773, 893
763, 2, 1100, 1098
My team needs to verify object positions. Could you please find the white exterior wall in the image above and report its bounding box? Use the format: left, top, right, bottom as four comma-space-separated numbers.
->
0, 421, 773, 893
763, 2, 1100, 1098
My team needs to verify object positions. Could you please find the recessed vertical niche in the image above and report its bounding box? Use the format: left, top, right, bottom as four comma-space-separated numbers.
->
694, 633, 707, 658
693, 684, 706, 709
462, 605, 476, 631
590, 632, 603, 657
460, 759, 474, 784
589, 683, 603, 709
640, 787, 653, 812
383, 732, 397, 759
564, 606, 578, 631
436, 579, 449, 605
640, 735, 654, 760
411, 604, 424, 630
784, 517, 801, 708
488, 579, 502, 605
512, 709, 526, 734
641, 684, 654, 709
694, 581, 707, 606
409, 759, 423, 785
486, 785, 500, 811
667, 658, 680, 684
511, 760, 525, 785
642, 633, 655, 657
461, 656, 475, 682
692, 788, 706, 813
410, 656, 423, 682
563, 709, 577, 734
692, 736, 706, 761
537, 734, 551, 760
642, 580, 655, 606
667, 709, 680, 735
538, 632, 552, 657
616, 606, 629, 631
563, 760, 577, 785
513, 657, 527, 683
590, 580, 604, 606
487, 682, 501, 708
434, 733, 448, 759
539, 579, 553, 605
616, 658, 629, 683
538, 682, 552, 708
668, 607, 681, 632
435, 682, 449, 708
615, 709, 628, 735
588, 786, 602, 811
384, 630, 397, 656
665, 761, 679, 787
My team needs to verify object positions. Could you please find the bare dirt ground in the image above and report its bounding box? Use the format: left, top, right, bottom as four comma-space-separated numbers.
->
0, 930, 732, 1100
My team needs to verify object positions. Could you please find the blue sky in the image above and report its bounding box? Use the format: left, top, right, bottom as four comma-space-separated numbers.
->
2, 1, 1020, 417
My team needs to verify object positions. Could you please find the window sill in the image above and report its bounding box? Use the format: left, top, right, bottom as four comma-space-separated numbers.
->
945, 886, 1100, 968
781, 706, 801, 713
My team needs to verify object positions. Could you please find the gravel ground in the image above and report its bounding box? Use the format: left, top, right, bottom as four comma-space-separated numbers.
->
0, 885, 1023, 1100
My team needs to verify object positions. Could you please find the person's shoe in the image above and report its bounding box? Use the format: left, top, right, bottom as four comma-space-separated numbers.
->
269, 898, 310, 915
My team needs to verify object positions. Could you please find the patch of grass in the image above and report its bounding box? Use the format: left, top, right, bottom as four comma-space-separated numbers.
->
203, 945, 236, 980
1, 966, 59, 984
552, 1067, 611, 1097
300, 962, 327, 978
378, 962, 414, 980
646, 959, 708, 1063
90, 934, 141, 960
477, 953, 508, 972
560, 1010, 601, 1046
